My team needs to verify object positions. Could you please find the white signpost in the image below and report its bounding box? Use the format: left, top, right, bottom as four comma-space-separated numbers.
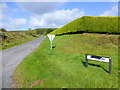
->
47, 34, 55, 49
85, 54, 112, 74
86, 55, 109, 63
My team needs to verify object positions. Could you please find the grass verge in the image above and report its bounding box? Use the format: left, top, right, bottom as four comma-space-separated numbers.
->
13, 34, 119, 88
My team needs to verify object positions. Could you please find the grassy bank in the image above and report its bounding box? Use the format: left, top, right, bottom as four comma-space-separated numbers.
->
13, 34, 118, 88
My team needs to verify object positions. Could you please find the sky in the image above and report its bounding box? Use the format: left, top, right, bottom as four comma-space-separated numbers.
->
0, 1, 119, 31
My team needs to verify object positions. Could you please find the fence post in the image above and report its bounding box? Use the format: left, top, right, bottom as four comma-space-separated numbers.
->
86, 54, 88, 67
109, 57, 112, 74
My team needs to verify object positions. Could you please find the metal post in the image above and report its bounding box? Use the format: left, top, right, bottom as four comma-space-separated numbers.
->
51, 41, 52, 49
51, 35, 52, 49
86, 54, 88, 67
109, 57, 112, 74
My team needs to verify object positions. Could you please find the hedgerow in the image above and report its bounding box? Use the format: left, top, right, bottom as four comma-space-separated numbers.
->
50, 16, 119, 35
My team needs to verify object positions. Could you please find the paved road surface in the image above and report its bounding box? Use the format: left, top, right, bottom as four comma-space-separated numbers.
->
0, 36, 46, 89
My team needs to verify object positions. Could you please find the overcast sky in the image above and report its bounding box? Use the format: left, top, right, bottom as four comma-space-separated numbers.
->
0, 1, 118, 31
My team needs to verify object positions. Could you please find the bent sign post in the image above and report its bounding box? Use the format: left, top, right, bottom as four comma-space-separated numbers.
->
47, 34, 55, 49
85, 54, 112, 74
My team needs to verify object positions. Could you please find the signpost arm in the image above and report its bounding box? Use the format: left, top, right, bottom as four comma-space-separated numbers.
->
86, 54, 88, 67
109, 57, 112, 74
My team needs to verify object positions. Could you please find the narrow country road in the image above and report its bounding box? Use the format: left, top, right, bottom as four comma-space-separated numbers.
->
0, 36, 46, 89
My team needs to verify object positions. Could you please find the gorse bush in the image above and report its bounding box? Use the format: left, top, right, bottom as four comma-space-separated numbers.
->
50, 16, 119, 35
0, 32, 7, 40
0, 28, 7, 32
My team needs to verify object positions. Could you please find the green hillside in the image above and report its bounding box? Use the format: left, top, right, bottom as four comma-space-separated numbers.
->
50, 16, 119, 35
0, 28, 55, 50
0, 30, 40, 50
13, 34, 118, 88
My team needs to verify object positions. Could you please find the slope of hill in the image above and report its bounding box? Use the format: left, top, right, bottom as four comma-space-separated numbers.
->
0, 30, 40, 50
0, 28, 56, 50
13, 34, 118, 88
50, 16, 119, 35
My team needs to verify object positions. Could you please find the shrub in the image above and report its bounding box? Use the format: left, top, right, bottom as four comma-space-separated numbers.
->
35, 28, 57, 35
50, 16, 119, 35
0, 32, 7, 39
0, 28, 7, 32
